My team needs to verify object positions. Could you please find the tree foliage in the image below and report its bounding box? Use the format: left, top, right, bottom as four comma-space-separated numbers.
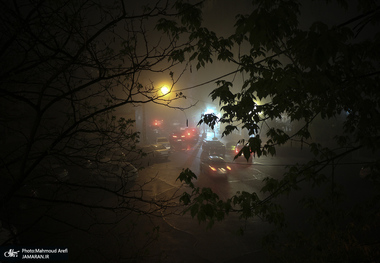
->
0, 0, 204, 260
175, 0, 380, 261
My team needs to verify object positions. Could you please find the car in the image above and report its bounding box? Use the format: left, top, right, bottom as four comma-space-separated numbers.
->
156, 137, 171, 150
86, 149, 129, 168
151, 144, 170, 160
202, 139, 226, 157
23, 161, 70, 192
183, 127, 199, 142
11, 161, 71, 210
170, 131, 186, 143
109, 149, 127, 161
90, 161, 138, 190
200, 156, 232, 177
35, 160, 70, 182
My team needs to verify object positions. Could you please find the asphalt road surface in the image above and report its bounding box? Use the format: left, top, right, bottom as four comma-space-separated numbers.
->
118, 134, 311, 263
10, 132, 374, 263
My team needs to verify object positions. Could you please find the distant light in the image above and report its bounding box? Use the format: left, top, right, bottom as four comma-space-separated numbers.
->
204, 108, 221, 119
161, 86, 170, 95
153, 119, 163, 126
205, 108, 214, 115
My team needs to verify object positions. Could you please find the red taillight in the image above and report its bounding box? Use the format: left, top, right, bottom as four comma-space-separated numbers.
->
235, 148, 239, 153
181, 135, 185, 138
187, 132, 191, 136
173, 135, 177, 138
226, 166, 231, 171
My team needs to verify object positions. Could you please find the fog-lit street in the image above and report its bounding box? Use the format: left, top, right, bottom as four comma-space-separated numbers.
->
2, 1, 379, 262
127, 131, 373, 263
116, 131, 315, 263
11, 129, 374, 263
131, 133, 277, 263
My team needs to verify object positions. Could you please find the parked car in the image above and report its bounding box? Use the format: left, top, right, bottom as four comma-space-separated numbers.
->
33, 160, 70, 182
90, 161, 138, 190
202, 139, 226, 157
12, 161, 70, 210
125, 143, 171, 167
22, 161, 70, 194
200, 156, 232, 177
156, 137, 171, 150
130, 145, 155, 167
151, 144, 170, 160
86, 148, 129, 168
109, 149, 127, 161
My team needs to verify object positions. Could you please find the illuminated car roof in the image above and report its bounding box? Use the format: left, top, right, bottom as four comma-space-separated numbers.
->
207, 156, 225, 162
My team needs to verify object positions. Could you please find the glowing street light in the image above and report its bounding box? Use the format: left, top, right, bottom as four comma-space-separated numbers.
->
160, 85, 170, 95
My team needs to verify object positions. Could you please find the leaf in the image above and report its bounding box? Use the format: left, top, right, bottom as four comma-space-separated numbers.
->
243, 146, 251, 160
210, 80, 235, 104
190, 203, 199, 218
179, 192, 191, 205
177, 168, 197, 188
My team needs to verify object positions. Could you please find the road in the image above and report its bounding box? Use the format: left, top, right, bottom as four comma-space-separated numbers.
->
124, 133, 301, 263
127, 132, 374, 263
70, 134, 289, 263
10, 132, 375, 263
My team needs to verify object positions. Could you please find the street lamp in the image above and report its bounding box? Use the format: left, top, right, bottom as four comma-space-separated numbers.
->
160, 85, 170, 95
